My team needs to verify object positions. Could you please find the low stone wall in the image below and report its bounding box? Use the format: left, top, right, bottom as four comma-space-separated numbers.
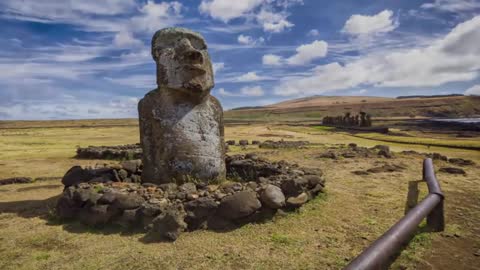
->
259, 140, 310, 149
56, 154, 325, 241
76, 144, 142, 160
317, 144, 394, 159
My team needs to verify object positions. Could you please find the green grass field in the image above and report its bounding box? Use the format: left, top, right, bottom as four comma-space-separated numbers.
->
0, 121, 479, 270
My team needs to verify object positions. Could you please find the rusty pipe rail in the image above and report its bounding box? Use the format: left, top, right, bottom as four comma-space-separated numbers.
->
344, 158, 444, 270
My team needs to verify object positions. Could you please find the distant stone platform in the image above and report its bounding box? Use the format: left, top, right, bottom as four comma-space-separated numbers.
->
56, 154, 325, 241
76, 144, 142, 160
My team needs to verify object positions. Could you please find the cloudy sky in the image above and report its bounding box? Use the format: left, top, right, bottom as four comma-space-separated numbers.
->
0, 0, 479, 120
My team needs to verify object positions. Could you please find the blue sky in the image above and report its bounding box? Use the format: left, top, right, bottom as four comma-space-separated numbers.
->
0, 0, 479, 120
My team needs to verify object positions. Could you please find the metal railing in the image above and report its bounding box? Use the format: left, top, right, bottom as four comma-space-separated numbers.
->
344, 158, 445, 270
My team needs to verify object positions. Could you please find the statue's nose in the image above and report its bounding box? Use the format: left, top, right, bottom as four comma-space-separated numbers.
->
184, 50, 203, 64
177, 38, 203, 64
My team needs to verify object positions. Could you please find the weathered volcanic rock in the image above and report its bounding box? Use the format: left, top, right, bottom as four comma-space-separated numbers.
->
239, 140, 249, 146
217, 191, 261, 220
367, 164, 405, 173
184, 197, 218, 229
62, 166, 94, 187
148, 205, 187, 241
439, 167, 466, 175
111, 193, 145, 210
448, 158, 475, 166
0, 177, 33, 185
260, 184, 285, 209
286, 192, 309, 208
78, 204, 118, 227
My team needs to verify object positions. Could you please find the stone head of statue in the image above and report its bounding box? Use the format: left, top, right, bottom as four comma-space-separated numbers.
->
152, 27, 214, 97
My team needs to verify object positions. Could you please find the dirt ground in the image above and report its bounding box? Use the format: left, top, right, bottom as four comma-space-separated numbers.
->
0, 123, 479, 269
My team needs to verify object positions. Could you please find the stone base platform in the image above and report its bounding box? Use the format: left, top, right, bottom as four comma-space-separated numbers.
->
56, 154, 325, 241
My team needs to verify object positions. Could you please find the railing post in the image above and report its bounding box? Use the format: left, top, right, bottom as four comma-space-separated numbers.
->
427, 200, 444, 232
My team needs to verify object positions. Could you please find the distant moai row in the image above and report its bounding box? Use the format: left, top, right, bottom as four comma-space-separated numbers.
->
322, 112, 372, 127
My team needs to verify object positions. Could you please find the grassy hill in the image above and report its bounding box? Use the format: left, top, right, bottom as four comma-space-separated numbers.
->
224, 95, 480, 122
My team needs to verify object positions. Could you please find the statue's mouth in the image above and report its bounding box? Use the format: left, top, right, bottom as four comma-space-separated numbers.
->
182, 64, 206, 76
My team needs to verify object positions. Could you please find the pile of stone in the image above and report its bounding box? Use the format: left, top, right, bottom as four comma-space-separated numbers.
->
0, 177, 33, 185
56, 154, 325, 241
318, 144, 393, 159
439, 167, 466, 175
259, 140, 310, 149
401, 151, 476, 166
76, 144, 142, 160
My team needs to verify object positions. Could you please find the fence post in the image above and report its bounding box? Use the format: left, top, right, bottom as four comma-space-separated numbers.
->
427, 200, 444, 232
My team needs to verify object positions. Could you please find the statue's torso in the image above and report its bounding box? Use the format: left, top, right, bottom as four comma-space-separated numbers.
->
139, 88, 225, 184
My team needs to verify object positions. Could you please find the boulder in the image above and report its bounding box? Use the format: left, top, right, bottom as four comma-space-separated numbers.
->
239, 140, 249, 146
281, 177, 308, 197
260, 184, 285, 209
111, 193, 145, 210
217, 191, 261, 220
78, 204, 117, 227
179, 182, 197, 194
378, 149, 393, 158
373, 145, 390, 152
97, 191, 118, 204
113, 209, 139, 228
56, 195, 79, 219
303, 175, 325, 188
319, 152, 337, 159
137, 202, 166, 229
62, 166, 94, 187
286, 192, 309, 208
121, 160, 141, 173
73, 188, 97, 205
226, 140, 235, 146
184, 197, 218, 229
148, 206, 187, 241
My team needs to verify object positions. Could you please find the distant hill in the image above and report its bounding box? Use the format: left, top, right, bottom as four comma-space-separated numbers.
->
225, 95, 480, 121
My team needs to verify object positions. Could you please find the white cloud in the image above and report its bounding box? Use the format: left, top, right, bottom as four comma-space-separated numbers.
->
465, 84, 480, 95
275, 16, 480, 96
421, 0, 480, 12
307, 29, 319, 37
286, 40, 328, 65
105, 75, 155, 89
263, 54, 282, 66
199, 0, 299, 33
216, 86, 265, 97
236, 72, 269, 82
217, 88, 238, 97
129, 1, 183, 33
241, 86, 265, 96
113, 31, 143, 47
342, 10, 397, 36
256, 8, 294, 33
199, 0, 264, 22
261, 40, 328, 66
213, 62, 225, 74
237, 34, 265, 46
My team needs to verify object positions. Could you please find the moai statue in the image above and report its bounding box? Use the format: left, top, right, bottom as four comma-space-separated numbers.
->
366, 114, 372, 127
344, 112, 351, 126
139, 27, 226, 184
359, 111, 367, 127
354, 115, 360, 126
